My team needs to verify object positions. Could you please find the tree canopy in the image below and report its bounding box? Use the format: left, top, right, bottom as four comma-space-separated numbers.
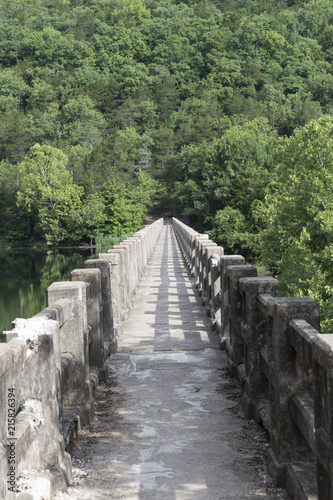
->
1, 0, 333, 326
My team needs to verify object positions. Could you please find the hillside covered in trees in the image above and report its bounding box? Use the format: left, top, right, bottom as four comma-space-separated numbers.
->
0, 0, 333, 329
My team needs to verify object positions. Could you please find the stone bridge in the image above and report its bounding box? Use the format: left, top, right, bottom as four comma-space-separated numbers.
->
0, 218, 332, 500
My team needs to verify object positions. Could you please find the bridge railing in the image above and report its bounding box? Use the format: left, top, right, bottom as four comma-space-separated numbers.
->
0, 218, 164, 500
172, 217, 333, 500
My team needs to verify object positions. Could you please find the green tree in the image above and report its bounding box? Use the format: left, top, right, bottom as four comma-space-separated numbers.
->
113, 0, 150, 27
0, 160, 24, 241
24, 102, 62, 145
0, 68, 30, 114
67, 192, 106, 243
208, 206, 257, 254
102, 180, 145, 234
59, 95, 105, 147
260, 116, 333, 330
0, 110, 30, 163
112, 127, 142, 171
17, 144, 84, 245
26, 78, 57, 112
261, 116, 333, 268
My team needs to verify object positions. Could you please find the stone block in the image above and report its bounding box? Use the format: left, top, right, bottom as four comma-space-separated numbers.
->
196, 239, 215, 294
226, 265, 257, 375
47, 282, 90, 418
99, 252, 120, 266
265, 297, 320, 466
194, 234, 209, 283
0, 343, 12, 378
106, 249, 127, 319
85, 259, 114, 345
205, 246, 223, 313
209, 253, 223, 331
288, 320, 319, 395
33, 298, 72, 328
312, 333, 333, 499
267, 297, 320, 368
238, 277, 280, 416
71, 269, 104, 368
112, 243, 132, 310
219, 256, 245, 349
288, 392, 315, 453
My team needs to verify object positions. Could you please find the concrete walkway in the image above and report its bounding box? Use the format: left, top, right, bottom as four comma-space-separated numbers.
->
56, 225, 286, 500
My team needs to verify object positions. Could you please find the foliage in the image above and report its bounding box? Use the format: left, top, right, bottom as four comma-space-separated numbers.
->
16, 144, 84, 245
260, 117, 333, 330
1, 0, 333, 325
95, 232, 134, 247
171, 117, 277, 258
208, 206, 259, 258
261, 116, 333, 268
102, 171, 162, 234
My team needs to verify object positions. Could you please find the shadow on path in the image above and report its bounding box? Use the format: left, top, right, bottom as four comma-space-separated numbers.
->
55, 226, 287, 500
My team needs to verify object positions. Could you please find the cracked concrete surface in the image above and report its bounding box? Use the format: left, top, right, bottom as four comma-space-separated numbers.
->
55, 225, 287, 500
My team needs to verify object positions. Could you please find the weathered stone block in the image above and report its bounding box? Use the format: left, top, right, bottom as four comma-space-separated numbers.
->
265, 297, 320, 468
47, 282, 90, 419
34, 298, 72, 328
219, 256, 245, 349
196, 239, 215, 294
209, 252, 224, 331
205, 246, 223, 312
238, 277, 280, 418
194, 235, 209, 284
226, 265, 257, 375
312, 333, 333, 500
71, 269, 104, 368
85, 259, 113, 344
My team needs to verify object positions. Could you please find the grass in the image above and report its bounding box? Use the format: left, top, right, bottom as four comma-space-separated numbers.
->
95, 233, 134, 247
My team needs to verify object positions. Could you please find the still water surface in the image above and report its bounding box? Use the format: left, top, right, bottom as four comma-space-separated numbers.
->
0, 247, 104, 337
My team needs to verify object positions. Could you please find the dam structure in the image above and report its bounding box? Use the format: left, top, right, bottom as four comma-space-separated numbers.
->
0, 218, 332, 500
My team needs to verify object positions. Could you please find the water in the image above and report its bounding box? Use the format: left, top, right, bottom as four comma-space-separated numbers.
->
0, 247, 104, 339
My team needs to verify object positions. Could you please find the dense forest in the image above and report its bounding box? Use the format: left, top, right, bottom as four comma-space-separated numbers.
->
0, 0, 333, 329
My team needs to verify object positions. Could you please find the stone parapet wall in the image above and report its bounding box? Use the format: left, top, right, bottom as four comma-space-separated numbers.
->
0, 218, 164, 500
104, 217, 164, 337
172, 217, 333, 500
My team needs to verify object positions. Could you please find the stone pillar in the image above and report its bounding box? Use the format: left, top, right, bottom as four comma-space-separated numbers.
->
210, 255, 221, 332
266, 297, 320, 486
194, 235, 209, 284
99, 252, 121, 341
189, 232, 199, 275
84, 259, 115, 352
238, 277, 280, 420
312, 334, 333, 500
111, 243, 132, 311
124, 237, 140, 287
196, 238, 214, 294
0, 340, 26, 444
105, 249, 127, 320
1, 319, 72, 496
70, 268, 104, 368
205, 246, 224, 316
126, 236, 140, 293
133, 233, 143, 280
136, 231, 147, 275
201, 243, 218, 304
219, 256, 245, 349
226, 265, 257, 377
47, 282, 92, 424
31, 299, 72, 434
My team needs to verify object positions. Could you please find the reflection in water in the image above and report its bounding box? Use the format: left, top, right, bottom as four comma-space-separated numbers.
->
0, 247, 102, 339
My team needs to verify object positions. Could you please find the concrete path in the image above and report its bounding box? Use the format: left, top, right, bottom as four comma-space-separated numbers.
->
56, 225, 286, 500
